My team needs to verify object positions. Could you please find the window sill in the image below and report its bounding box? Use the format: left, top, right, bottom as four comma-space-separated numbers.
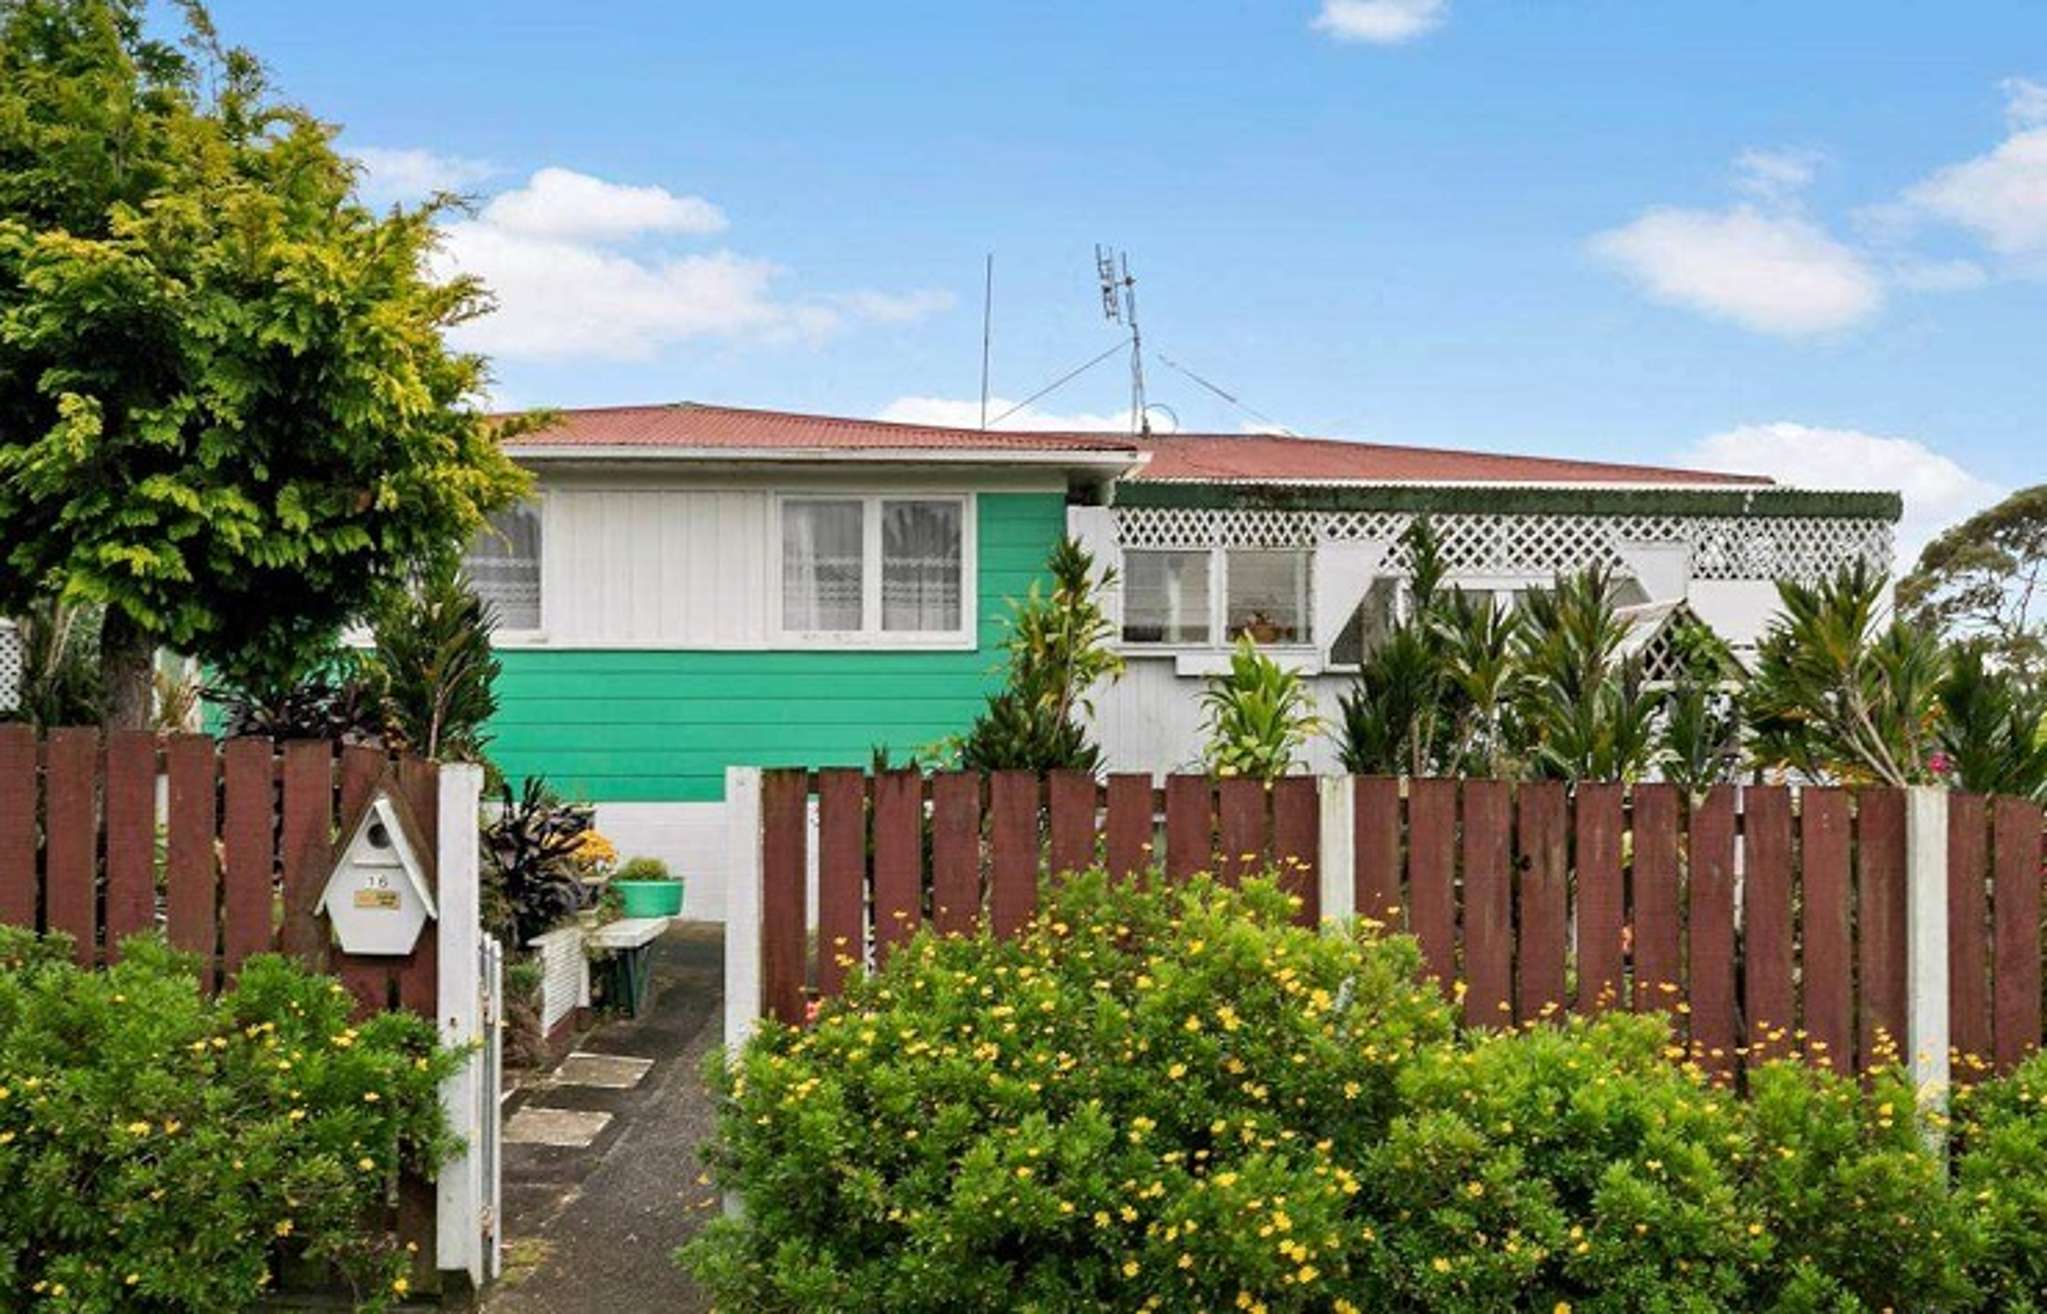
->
1121, 646, 1327, 678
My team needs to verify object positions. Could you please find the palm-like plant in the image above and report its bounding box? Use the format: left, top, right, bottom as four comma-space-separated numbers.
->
1434, 587, 1524, 777
372, 558, 501, 763
1749, 562, 1947, 786
1201, 636, 1324, 780
1517, 565, 1659, 782
1935, 644, 2047, 800
954, 537, 1123, 772
1337, 518, 1454, 775
1657, 620, 1747, 797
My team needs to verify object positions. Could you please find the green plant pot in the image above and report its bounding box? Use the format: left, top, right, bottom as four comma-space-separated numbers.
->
615, 879, 684, 918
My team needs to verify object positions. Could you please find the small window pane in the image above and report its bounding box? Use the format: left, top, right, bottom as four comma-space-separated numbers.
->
882, 500, 962, 633
464, 503, 542, 631
1226, 550, 1309, 643
783, 500, 865, 632
1330, 575, 1399, 666
1122, 550, 1211, 644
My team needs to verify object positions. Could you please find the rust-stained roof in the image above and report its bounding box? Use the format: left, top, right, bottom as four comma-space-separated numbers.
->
500, 402, 1771, 487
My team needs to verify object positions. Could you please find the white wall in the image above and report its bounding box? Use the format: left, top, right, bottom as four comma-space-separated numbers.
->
1092, 657, 1353, 778
547, 489, 769, 647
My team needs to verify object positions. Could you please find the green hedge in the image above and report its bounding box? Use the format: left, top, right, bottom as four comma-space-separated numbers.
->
685, 870, 2047, 1312
0, 929, 459, 1313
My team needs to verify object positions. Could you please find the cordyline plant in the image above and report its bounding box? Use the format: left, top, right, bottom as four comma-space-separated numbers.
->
1338, 518, 1456, 776
372, 558, 502, 764
0, 0, 535, 727
1749, 562, 1948, 787
1515, 563, 1659, 783
951, 537, 1124, 772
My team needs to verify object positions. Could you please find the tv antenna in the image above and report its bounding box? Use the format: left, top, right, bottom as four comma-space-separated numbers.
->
1096, 245, 1150, 435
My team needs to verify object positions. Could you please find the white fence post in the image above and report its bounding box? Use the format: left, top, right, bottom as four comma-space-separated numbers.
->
434, 761, 487, 1289
1317, 775, 1355, 926
724, 767, 765, 1061
1905, 785, 1951, 1145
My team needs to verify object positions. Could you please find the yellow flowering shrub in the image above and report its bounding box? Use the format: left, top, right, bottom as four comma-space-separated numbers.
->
0, 928, 459, 1312
685, 868, 2047, 1312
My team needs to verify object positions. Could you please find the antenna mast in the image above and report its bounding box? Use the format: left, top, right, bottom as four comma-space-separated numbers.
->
978, 253, 994, 429
1095, 244, 1149, 435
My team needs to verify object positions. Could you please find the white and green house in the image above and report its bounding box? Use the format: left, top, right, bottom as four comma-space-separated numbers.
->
469, 402, 1901, 920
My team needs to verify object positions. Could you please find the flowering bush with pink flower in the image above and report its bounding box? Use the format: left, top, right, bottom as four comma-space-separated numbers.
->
687, 869, 2047, 1312
0, 928, 458, 1312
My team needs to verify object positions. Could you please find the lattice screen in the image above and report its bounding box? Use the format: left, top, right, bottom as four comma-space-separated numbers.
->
1115, 507, 1892, 584
0, 620, 22, 710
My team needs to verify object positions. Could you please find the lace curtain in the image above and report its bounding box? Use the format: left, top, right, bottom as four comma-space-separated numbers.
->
881, 500, 962, 633
782, 500, 865, 631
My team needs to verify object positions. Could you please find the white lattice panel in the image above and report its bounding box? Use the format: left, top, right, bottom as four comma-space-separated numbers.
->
0, 621, 21, 710
1115, 508, 1891, 584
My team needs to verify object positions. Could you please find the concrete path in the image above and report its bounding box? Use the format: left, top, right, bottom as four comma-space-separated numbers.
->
489, 924, 724, 1313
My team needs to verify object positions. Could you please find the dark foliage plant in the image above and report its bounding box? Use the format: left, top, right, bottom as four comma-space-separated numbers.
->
482, 776, 595, 946
1936, 643, 2047, 801
210, 651, 392, 746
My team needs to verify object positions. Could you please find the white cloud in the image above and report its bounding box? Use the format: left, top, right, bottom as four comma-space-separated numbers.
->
830, 290, 958, 324
1681, 422, 2004, 563
876, 395, 1164, 433
1896, 81, 2047, 260
349, 146, 496, 206
430, 166, 950, 361
1591, 204, 1884, 336
1312, 0, 1447, 45
1733, 147, 1822, 203
476, 167, 727, 242
2000, 75, 2047, 129
1888, 257, 1989, 292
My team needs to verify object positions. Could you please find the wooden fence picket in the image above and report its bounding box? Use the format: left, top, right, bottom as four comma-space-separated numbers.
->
1574, 782, 1625, 1013
733, 767, 2047, 1080
44, 728, 98, 965
104, 731, 159, 957
1993, 796, 2043, 1070
1948, 793, 1993, 1069
816, 768, 869, 994
1743, 785, 1797, 1063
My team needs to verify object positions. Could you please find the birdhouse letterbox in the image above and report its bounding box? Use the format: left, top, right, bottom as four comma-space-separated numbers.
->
317, 791, 438, 956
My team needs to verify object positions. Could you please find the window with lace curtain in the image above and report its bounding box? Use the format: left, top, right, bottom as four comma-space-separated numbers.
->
462, 502, 543, 633
779, 494, 971, 644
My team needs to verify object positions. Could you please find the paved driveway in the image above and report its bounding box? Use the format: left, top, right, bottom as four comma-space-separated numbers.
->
488, 924, 723, 1313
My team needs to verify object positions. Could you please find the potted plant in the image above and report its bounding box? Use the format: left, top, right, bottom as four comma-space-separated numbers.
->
612, 855, 685, 918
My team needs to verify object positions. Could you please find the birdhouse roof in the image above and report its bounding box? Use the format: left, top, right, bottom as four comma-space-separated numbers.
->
317, 788, 439, 920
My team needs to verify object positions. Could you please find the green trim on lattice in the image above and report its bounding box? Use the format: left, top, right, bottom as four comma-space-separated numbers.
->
1113, 482, 1902, 522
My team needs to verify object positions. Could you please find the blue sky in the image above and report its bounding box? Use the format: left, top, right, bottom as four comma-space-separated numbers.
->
204, 0, 2045, 556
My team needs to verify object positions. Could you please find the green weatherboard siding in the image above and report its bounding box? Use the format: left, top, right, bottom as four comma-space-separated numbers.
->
487, 491, 1063, 803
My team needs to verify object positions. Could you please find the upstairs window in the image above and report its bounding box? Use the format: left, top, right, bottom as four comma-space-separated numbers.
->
1225, 550, 1309, 644
463, 502, 543, 633
1122, 550, 1213, 644
1123, 548, 1313, 647
779, 495, 972, 644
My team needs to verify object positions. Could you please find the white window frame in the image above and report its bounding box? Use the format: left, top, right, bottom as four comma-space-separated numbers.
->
770, 492, 977, 650
465, 494, 549, 647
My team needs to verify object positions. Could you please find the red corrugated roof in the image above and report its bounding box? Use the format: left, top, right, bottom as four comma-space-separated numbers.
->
501, 402, 1140, 453
502, 402, 1771, 487
1131, 432, 1771, 487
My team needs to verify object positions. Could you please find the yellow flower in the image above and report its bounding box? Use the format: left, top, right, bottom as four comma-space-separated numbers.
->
393, 1277, 410, 1295
1122, 1260, 1140, 1278
359, 1157, 377, 1172
275, 1219, 295, 1237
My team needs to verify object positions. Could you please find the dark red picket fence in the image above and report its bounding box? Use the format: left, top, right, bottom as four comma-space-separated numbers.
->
744, 769, 2047, 1082
0, 724, 441, 1011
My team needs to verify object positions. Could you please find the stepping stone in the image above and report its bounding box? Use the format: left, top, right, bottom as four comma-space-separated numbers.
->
506, 1106, 612, 1148
550, 1052, 655, 1090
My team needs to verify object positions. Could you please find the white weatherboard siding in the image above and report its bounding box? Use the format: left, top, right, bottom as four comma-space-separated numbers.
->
1091, 659, 1353, 778
546, 489, 770, 647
